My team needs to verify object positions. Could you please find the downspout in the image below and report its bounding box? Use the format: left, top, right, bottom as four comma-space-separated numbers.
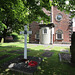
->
50, 0, 54, 44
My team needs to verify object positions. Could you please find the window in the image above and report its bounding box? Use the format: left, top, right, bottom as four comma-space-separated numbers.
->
56, 30, 63, 40
56, 14, 63, 21
57, 34, 62, 39
35, 32, 39, 39
36, 34, 39, 39
44, 29, 47, 33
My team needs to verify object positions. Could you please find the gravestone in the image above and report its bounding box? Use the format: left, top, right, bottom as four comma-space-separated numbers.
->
70, 32, 75, 63
20, 25, 32, 59
8, 50, 18, 53
7, 55, 42, 75
42, 51, 54, 57
0, 54, 11, 60
60, 49, 69, 53
59, 53, 71, 62
5, 26, 43, 74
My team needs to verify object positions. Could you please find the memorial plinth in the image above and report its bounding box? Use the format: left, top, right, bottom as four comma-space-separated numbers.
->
8, 56, 42, 75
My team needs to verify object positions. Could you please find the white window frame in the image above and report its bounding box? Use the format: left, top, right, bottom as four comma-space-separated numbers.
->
56, 33, 63, 40
42, 28, 48, 34
35, 32, 39, 39
56, 30, 63, 40
44, 29, 47, 33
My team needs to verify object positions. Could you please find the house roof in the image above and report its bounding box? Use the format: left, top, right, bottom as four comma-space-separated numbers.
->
39, 23, 55, 28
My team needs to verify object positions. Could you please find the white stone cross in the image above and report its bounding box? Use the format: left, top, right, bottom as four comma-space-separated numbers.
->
20, 25, 32, 59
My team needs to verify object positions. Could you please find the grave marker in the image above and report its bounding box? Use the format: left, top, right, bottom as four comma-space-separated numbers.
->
70, 32, 75, 63
20, 25, 32, 59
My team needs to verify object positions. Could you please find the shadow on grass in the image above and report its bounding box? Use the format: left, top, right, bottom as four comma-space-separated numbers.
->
0, 46, 75, 75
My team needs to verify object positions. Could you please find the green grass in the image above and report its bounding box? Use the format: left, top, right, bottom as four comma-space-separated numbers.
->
0, 42, 75, 75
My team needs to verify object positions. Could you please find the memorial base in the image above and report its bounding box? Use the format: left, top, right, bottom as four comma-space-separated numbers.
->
8, 56, 42, 75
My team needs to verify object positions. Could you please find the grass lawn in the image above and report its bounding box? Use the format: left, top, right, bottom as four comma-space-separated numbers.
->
0, 42, 75, 75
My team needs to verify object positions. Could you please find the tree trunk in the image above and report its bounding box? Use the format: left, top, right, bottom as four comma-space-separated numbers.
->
70, 32, 75, 63
2, 19, 9, 42
2, 28, 7, 42
1, 38, 4, 43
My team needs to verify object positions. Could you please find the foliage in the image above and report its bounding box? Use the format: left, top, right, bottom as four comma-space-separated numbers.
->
0, 0, 75, 39
0, 21, 7, 31
11, 32, 29, 42
0, 0, 28, 37
0, 0, 51, 38
23, 0, 51, 23
11, 32, 19, 41
51, 0, 75, 18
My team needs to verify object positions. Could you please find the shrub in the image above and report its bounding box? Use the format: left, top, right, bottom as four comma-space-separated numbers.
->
11, 32, 19, 41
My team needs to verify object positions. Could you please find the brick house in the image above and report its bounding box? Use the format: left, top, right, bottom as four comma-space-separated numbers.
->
29, 6, 72, 44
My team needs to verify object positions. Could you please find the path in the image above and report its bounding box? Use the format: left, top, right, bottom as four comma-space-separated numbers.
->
28, 43, 71, 47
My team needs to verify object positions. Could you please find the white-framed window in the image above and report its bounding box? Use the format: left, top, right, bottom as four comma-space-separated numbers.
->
35, 32, 39, 39
56, 29, 63, 40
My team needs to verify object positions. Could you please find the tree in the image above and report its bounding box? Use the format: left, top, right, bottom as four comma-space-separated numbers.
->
0, 0, 29, 39
23, 0, 51, 23
0, 0, 51, 41
0, 21, 7, 31
0, 0, 74, 41
70, 32, 75, 64
50, 0, 75, 18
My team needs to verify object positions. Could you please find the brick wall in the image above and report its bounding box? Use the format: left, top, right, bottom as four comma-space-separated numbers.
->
29, 6, 72, 44
53, 6, 71, 43
29, 21, 40, 43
